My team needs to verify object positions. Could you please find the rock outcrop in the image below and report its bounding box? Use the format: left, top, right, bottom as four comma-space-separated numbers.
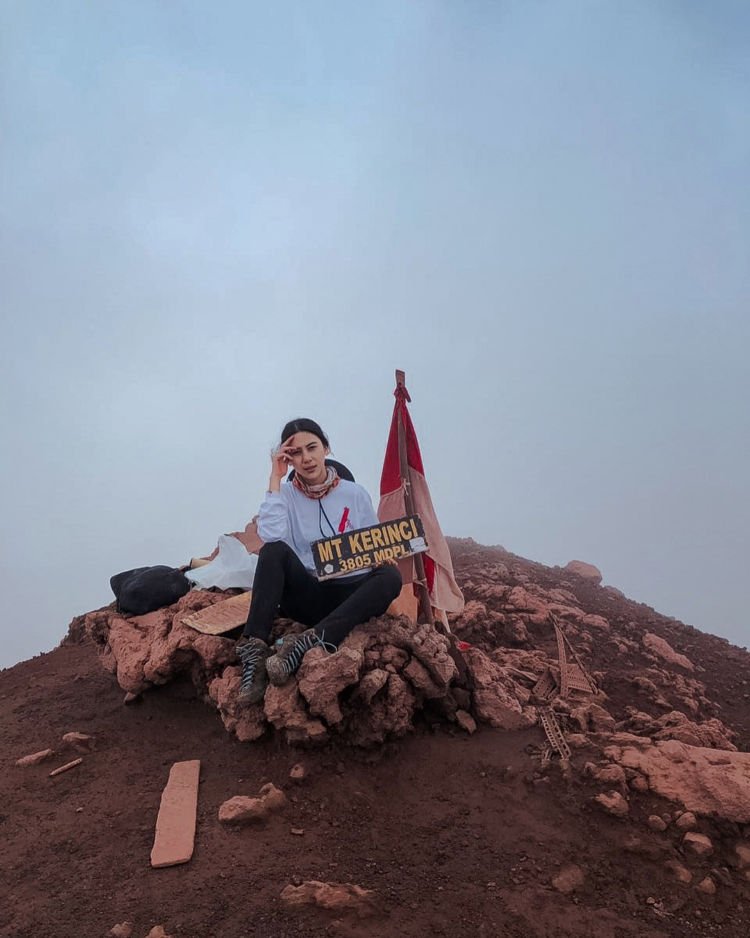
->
603, 737, 750, 823
564, 560, 603, 583
643, 632, 695, 671
73, 598, 539, 746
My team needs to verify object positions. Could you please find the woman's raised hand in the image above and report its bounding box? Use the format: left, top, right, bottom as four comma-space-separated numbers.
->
270, 436, 297, 483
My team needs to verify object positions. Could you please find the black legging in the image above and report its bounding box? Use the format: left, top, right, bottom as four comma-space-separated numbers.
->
242, 541, 403, 646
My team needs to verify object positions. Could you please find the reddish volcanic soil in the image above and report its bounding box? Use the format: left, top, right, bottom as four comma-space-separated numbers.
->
1, 539, 749, 938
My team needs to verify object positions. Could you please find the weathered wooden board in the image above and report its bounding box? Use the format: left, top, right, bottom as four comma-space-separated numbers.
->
181, 592, 251, 635
150, 760, 201, 869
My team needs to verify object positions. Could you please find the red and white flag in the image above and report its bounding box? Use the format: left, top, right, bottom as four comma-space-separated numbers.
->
378, 384, 464, 616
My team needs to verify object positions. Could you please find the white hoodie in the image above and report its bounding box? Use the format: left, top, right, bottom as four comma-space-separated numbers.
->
257, 479, 379, 576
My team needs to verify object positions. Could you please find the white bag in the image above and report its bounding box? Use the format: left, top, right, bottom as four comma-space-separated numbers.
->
186, 535, 258, 590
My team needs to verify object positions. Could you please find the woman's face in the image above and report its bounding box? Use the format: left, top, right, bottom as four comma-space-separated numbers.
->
285, 431, 329, 484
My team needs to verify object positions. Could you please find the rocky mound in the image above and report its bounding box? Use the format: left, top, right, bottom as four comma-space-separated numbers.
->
68, 589, 536, 747
68, 539, 747, 765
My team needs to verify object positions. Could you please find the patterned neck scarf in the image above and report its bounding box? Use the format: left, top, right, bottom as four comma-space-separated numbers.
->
292, 464, 340, 500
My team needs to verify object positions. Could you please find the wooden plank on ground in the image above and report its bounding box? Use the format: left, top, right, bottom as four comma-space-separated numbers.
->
181, 592, 252, 635
49, 758, 83, 777
150, 760, 201, 868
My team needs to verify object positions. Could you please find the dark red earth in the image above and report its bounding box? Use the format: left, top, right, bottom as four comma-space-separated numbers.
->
1, 539, 749, 938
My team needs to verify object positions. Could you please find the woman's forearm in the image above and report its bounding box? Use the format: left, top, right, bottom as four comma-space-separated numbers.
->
268, 472, 282, 493
257, 489, 288, 541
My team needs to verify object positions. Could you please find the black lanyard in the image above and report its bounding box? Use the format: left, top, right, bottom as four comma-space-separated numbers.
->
319, 500, 337, 538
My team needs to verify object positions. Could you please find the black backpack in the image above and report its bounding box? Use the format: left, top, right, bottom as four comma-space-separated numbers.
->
110, 565, 191, 615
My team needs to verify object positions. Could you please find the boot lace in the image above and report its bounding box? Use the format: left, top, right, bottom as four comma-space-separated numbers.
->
238, 641, 264, 692
277, 630, 336, 677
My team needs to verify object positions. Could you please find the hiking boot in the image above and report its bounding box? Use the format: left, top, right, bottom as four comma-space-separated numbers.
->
236, 637, 271, 704
265, 628, 334, 686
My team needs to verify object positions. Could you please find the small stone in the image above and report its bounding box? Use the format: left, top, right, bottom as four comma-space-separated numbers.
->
455, 710, 477, 734
75, 807, 84, 813
684, 832, 714, 857
259, 782, 287, 811
15, 748, 54, 767
594, 791, 629, 818
108, 924, 134, 938
552, 864, 585, 894
629, 775, 649, 792
675, 811, 698, 831
696, 876, 716, 895
280, 880, 375, 918
123, 691, 141, 704
144, 928, 172, 938
289, 763, 306, 782
664, 859, 692, 884
597, 764, 626, 786
62, 732, 95, 751
647, 815, 667, 832
291, 827, 305, 836
219, 796, 268, 824
219, 783, 286, 824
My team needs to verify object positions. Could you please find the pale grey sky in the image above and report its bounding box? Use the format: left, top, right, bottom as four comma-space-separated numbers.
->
1, 1, 748, 669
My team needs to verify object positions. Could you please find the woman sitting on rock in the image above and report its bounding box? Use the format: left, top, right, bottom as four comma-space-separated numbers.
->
237, 418, 402, 703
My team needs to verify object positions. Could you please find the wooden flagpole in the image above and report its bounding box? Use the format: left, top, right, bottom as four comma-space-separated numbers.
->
395, 370, 434, 626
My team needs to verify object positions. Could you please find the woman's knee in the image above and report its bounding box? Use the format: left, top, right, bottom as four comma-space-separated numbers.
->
256, 540, 296, 574
258, 541, 293, 561
376, 563, 403, 601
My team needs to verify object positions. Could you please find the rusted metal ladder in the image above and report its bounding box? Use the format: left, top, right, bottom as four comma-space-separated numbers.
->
533, 613, 597, 766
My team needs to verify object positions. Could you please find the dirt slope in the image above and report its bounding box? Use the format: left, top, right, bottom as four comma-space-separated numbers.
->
1, 539, 749, 938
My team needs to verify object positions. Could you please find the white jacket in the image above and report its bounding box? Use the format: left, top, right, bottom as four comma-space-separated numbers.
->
257, 480, 379, 575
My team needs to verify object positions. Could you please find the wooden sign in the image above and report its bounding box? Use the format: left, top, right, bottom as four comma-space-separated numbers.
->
181, 591, 252, 635
312, 515, 428, 580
